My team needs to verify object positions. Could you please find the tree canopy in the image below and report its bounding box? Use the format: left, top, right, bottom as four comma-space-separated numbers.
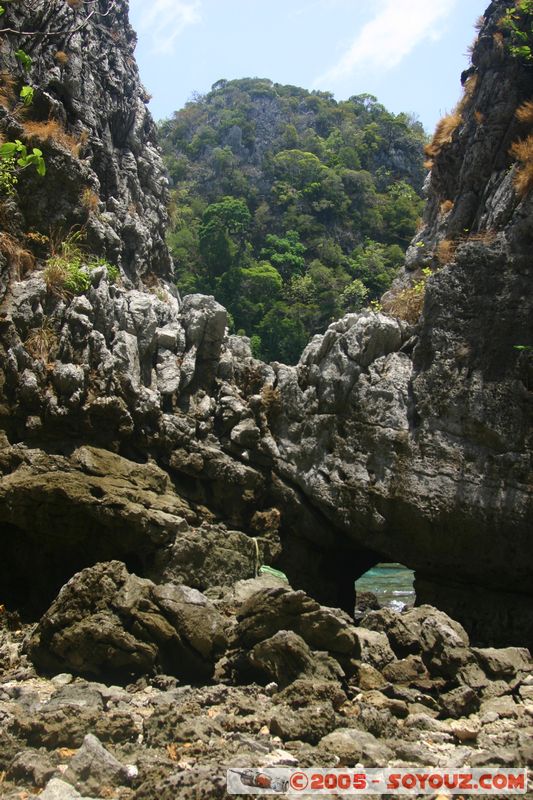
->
159, 78, 427, 363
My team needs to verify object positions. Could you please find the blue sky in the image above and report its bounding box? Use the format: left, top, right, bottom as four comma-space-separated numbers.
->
129, 0, 486, 134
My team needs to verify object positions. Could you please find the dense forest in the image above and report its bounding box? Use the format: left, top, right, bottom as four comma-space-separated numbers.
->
158, 79, 427, 363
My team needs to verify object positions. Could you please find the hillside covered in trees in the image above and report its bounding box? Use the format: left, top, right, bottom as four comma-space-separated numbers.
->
159, 78, 427, 362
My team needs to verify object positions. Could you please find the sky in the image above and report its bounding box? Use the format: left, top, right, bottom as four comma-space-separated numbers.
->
128, 0, 487, 135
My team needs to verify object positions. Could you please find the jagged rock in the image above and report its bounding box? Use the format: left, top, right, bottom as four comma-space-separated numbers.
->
6, 749, 56, 788
382, 655, 428, 684
439, 686, 479, 719
25, 561, 227, 682
269, 701, 337, 744
235, 587, 357, 654
479, 695, 522, 719
352, 628, 396, 670
473, 647, 533, 680
248, 630, 343, 688
319, 728, 394, 767
13, 705, 104, 750
0, 0, 171, 282
63, 734, 133, 795
231, 575, 291, 608
133, 769, 228, 800
152, 526, 261, 595
143, 705, 224, 748
355, 662, 388, 690
360, 689, 408, 719
0, 1, 532, 795
0, 444, 263, 616
39, 779, 95, 800
318, 729, 363, 765
362, 606, 472, 678
277, 678, 347, 711
0, 0, 530, 705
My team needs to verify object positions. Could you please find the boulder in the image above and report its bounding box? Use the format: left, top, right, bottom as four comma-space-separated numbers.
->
26, 561, 227, 682
473, 647, 533, 681
362, 605, 472, 678
353, 628, 396, 670
319, 728, 394, 767
248, 630, 343, 688
236, 586, 357, 654
63, 733, 134, 795
269, 701, 337, 744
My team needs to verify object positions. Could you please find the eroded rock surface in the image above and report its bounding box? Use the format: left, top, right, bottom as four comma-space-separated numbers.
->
0, 580, 531, 799
26, 561, 227, 682
0, 0, 531, 662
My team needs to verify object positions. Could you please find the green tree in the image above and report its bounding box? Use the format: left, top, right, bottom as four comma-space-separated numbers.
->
260, 230, 306, 280
159, 78, 426, 362
257, 302, 309, 364
199, 196, 251, 276
381, 181, 424, 245
349, 240, 403, 299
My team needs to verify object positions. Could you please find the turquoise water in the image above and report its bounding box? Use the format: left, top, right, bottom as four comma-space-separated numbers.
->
355, 563, 415, 610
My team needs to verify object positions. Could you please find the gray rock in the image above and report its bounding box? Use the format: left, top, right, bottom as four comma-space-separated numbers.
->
269, 701, 337, 744
52, 364, 85, 398
63, 733, 131, 795
230, 418, 261, 449
353, 628, 396, 670
236, 587, 357, 655
473, 647, 533, 680
318, 729, 362, 765
320, 728, 394, 767
382, 655, 428, 684
363, 605, 472, 679
155, 323, 185, 352
439, 685, 479, 719
0, 0, 531, 693
26, 561, 227, 682
6, 748, 57, 788
277, 678, 347, 711
39, 779, 90, 800
155, 348, 181, 395
248, 630, 343, 688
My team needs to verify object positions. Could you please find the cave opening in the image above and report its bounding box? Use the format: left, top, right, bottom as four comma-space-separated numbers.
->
355, 562, 416, 612
0, 522, 146, 621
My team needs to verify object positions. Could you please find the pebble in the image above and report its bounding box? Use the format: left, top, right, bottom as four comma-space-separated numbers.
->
51, 674, 74, 688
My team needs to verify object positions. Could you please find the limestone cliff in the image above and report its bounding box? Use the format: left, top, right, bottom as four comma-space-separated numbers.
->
0, 0, 171, 285
0, 0, 531, 649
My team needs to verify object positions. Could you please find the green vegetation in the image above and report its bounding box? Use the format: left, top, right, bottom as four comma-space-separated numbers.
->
44, 230, 119, 297
0, 139, 46, 194
19, 85, 34, 106
15, 49, 32, 71
382, 267, 432, 324
160, 78, 426, 362
500, 0, 533, 60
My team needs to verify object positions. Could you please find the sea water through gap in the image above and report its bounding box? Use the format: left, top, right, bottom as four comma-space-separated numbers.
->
355, 563, 415, 610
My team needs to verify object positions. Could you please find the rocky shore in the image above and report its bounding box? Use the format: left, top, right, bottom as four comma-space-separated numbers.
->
0, 0, 532, 795
0, 565, 531, 799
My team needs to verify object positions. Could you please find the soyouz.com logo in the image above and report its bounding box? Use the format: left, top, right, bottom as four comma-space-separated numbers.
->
226, 768, 528, 795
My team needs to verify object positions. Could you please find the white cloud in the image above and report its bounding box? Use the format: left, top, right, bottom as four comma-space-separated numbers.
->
315, 0, 457, 85
133, 0, 202, 55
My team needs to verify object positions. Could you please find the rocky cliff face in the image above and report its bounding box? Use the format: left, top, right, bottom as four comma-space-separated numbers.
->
0, 0, 531, 650
0, 0, 171, 287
